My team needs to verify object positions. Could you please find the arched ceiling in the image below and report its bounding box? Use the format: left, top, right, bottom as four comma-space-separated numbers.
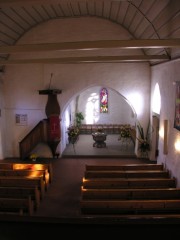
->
0, 0, 180, 70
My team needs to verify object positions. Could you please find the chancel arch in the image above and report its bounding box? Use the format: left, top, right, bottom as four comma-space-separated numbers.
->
64, 86, 136, 125
61, 85, 137, 155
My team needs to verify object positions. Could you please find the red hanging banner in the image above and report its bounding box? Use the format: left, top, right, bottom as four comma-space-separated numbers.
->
48, 115, 60, 141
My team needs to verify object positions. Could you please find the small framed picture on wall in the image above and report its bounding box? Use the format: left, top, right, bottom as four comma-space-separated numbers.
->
174, 81, 180, 131
15, 114, 28, 126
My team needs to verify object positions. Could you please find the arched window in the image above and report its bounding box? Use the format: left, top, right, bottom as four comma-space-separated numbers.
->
100, 88, 108, 113
152, 83, 161, 115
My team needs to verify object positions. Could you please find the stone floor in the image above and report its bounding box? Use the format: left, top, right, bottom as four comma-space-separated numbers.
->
62, 134, 136, 157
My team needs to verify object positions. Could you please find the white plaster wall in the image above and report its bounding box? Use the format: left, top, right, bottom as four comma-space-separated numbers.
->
1, 17, 151, 158
0, 76, 5, 159
151, 59, 180, 187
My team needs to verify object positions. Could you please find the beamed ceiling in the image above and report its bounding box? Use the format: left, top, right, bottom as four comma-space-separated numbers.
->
0, 0, 180, 70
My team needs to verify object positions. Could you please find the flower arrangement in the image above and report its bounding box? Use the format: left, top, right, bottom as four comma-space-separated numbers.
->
119, 127, 131, 139
67, 126, 79, 137
29, 153, 38, 161
67, 125, 80, 144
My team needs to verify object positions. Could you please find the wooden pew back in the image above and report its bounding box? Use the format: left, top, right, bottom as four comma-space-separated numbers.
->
85, 164, 164, 171
82, 178, 176, 189
0, 186, 40, 209
13, 163, 53, 183
0, 169, 49, 190
81, 188, 180, 200
80, 199, 180, 214
84, 170, 169, 179
0, 176, 45, 198
0, 163, 14, 169
0, 195, 34, 216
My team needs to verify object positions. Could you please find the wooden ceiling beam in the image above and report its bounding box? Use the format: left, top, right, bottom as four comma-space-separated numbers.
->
0, 55, 169, 64
0, 39, 179, 54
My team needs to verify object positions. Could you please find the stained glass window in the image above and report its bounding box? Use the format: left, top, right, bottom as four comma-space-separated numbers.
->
100, 88, 108, 113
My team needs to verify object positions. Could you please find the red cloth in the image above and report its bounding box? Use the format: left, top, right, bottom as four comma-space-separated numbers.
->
48, 115, 60, 141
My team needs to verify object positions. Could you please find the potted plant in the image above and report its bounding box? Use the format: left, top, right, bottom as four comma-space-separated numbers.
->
75, 112, 84, 128
67, 125, 79, 144
118, 126, 131, 140
118, 126, 132, 146
29, 153, 38, 161
136, 121, 151, 157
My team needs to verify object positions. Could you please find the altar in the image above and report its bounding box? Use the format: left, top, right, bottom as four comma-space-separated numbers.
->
92, 131, 107, 148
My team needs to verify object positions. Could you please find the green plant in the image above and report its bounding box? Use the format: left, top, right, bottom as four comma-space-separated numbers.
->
136, 121, 151, 152
75, 112, 84, 127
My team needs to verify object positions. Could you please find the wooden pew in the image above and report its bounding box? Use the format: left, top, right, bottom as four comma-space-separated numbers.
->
0, 163, 14, 169
0, 169, 50, 190
82, 178, 176, 189
0, 176, 45, 199
85, 164, 164, 171
80, 199, 180, 214
0, 162, 53, 183
81, 188, 180, 200
0, 186, 40, 209
81, 163, 180, 216
13, 163, 53, 183
84, 170, 169, 179
0, 195, 34, 216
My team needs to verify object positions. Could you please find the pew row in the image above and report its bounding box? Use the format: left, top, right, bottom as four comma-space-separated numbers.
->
85, 164, 164, 171
0, 196, 34, 216
84, 170, 170, 179
0, 169, 50, 190
81, 188, 180, 200
0, 163, 15, 169
80, 199, 180, 214
0, 163, 53, 183
0, 162, 53, 216
81, 163, 180, 216
0, 176, 45, 198
82, 178, 176, 189
13, 163, 53, 183
0, 186, 40, 209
